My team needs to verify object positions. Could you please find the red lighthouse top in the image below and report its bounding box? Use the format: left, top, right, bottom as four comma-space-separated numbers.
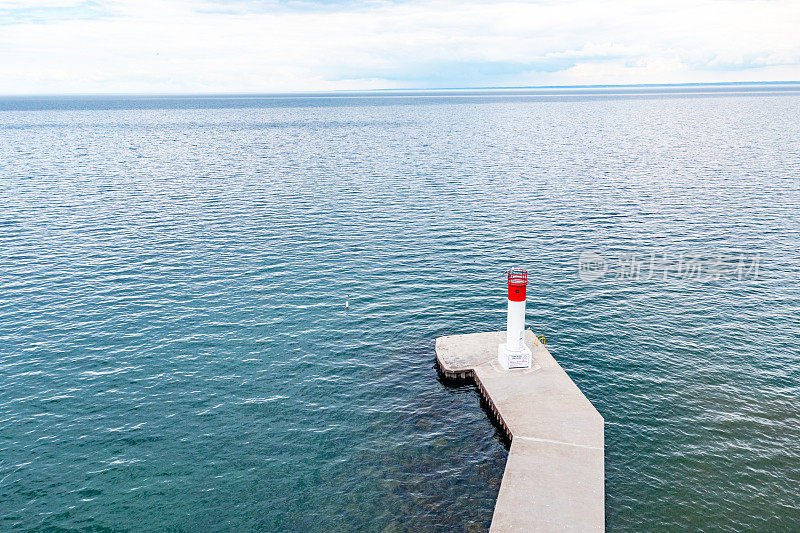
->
507, 269, 528, 301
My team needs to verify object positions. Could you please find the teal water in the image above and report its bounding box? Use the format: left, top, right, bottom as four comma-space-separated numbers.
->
1, 88, 799, 531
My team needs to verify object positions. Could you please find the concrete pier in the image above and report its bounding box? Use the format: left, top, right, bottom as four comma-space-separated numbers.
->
436, 330, 604, 532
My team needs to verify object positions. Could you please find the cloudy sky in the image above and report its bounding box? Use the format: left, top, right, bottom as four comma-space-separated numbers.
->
1, 0, 799, 94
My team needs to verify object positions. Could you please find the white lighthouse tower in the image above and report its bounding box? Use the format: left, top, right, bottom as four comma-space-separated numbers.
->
498, 268, 532, 370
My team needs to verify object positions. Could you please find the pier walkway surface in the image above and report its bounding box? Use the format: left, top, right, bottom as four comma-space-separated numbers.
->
435, 330, 604, 532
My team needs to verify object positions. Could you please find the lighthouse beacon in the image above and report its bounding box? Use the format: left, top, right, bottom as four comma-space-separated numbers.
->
498, 269, 532, 370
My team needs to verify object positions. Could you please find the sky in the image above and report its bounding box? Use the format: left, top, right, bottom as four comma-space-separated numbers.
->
1, 0, 799, 94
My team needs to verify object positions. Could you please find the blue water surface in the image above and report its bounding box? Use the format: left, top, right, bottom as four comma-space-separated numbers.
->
1, 87, 799, 531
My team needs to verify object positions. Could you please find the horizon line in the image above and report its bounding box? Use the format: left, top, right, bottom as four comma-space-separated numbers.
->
2, 80, 800, 98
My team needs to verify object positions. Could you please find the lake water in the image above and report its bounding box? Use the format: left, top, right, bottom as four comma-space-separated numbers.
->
1, 87, 799, 531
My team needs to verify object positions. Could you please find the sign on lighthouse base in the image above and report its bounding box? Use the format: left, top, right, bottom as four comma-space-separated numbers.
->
498, 342, 532, 370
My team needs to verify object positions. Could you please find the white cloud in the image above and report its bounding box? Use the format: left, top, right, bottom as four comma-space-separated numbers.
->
0, 0, 799, 93
0, 0, 84, 7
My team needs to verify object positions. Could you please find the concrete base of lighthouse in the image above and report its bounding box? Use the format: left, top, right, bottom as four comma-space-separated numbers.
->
497, 343, 532, 370
435, 330, 604, 532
